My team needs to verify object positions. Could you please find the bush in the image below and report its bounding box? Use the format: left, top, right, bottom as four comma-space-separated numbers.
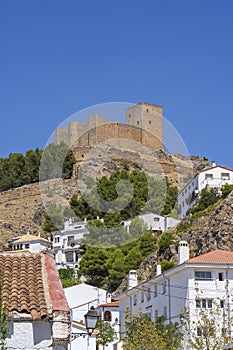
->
161, 259, 176, 272
191, 188, 220, 213
158, 232, 175, 253
221, 184, 233, 198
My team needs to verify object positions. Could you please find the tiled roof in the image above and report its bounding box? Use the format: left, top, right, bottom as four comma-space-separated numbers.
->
99, 301, 119, 307
0, 251, 69, 320
186, 250, 233, 264
13, 234, 49, 243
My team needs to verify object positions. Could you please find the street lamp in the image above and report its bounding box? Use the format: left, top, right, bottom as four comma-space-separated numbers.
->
71, 306, 99, 340
84, 306, 99, 335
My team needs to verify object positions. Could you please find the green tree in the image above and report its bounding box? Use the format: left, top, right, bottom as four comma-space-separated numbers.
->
123, 310, 165, 350
96, 320, 117, 350
124, 245, 143, 270
155, 316, 183, 350
158, 232, 175, 254
58, 268, 80, 288
105, 249, 128, 292
79, 247, 109, 287
40, 142, 76, 181
62, 149, 76, 179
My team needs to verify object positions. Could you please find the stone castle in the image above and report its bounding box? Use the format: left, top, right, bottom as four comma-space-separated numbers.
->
55, 102, 163, 160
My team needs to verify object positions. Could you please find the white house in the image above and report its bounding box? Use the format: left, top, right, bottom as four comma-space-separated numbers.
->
123, 213, 180, 235
178, 162, 233, 218
0, 251, 70, 350
116, 241, 233, 349
11, 233, 51, 252
52, 218, 89, 269
64, 283, 109, 350
96, 301, 120, 350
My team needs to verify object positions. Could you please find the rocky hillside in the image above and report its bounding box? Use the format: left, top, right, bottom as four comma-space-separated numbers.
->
0, 145, 209, 243
136, 190, 233, 283
0, 178, 78, 244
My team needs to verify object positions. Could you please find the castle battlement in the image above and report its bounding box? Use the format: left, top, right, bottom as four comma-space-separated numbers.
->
54, 102, 163, 156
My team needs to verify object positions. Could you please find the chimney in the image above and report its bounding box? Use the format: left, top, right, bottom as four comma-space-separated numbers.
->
127, 270, 138, 289
178, 241, 189, 264
212, 160, 217, 167
106, 293, 112, 303
156, 264, 161, 276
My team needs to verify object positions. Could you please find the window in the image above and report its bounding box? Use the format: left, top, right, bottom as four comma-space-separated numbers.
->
154, 310, 158, 321
104, 310, 112, 321
202, 299, 206, 308
221, 173, 230, 180
54, 237, 60, 243
146, 108, 149, 113
195, 271, 212, 280
154, 285, 157, 298
205, 173, 213, 180
141, 291, 144, 303
147, 288, 151, 301
25, 244, 30, 249
137, 121, 140, 125
154, 217, 160, 222
68, 235, 74, 243
133, 295, 137, 306
65, 251, 74, 263
219, 272, 224, 281
220, 300, 225, 308
149, 120, 151, 125
197, 327, 202, 336
196, 298, 212, 309
178, 205, 181, 214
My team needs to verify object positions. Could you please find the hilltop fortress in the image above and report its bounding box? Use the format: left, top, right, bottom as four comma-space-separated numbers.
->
55, 102, 163, 160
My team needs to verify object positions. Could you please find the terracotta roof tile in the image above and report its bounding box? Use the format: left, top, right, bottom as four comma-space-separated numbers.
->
99, 301, 119, 307
186, 250, 233, 264
0, 251, 70, 320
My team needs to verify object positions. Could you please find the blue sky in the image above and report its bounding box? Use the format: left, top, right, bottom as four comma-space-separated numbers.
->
0, 1, 233, 167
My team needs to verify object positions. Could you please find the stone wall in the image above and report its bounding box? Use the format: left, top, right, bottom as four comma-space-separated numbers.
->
71, 122, 163, 161
54, 102, 164, 152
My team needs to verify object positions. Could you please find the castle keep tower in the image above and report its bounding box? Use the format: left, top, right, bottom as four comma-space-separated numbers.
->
126, 102, 163, 149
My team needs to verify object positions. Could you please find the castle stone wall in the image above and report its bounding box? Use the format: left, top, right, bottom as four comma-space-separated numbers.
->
54, 102, 163, 154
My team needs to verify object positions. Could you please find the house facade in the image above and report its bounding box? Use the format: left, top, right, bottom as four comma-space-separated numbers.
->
123, 213, 180, 235
178, 162, 233, 218
116, 242, 233, 349
64, 283, 109, 350
11, 233, 51, 252
52, 219, 88, 269
0, 251, 70, 350
96, 301, 120, 350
